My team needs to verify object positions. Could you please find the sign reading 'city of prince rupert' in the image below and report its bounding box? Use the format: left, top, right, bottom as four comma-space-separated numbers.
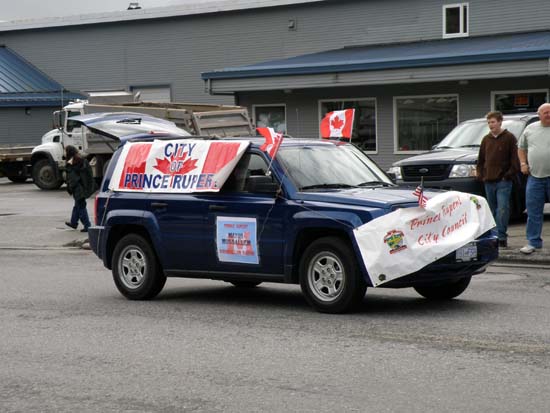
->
353, 191, 496, 287
109, 139, 250, 193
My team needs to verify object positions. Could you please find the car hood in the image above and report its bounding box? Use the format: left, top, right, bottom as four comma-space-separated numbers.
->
394, 148, 477, 166
71, 112, 190, 140
297, 186, 439, 209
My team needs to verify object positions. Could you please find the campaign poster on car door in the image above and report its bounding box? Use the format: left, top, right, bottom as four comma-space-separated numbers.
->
353, 191, 496, 287
108, 139, 250, 193
216, 217, 259, 264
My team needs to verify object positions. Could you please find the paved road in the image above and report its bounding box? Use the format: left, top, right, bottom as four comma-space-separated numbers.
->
1, 178, 550, 412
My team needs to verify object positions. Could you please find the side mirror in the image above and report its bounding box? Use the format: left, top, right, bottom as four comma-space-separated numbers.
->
245, 175, 280, 195
53, 110, 65, 130
386, 172, 397, 183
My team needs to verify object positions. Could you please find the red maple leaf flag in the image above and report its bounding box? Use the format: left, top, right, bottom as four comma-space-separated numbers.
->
257, 127, 284, 158
320, 109, 355, 140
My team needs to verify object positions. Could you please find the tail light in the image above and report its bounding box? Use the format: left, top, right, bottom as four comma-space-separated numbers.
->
94, 194, 99, 225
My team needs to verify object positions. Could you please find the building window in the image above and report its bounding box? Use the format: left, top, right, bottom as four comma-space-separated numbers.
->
319, 98, 377, 152
253, 104, 286, 134
394, 95, 458, 153
443, 3, 469, 38
492, 90, 549, 114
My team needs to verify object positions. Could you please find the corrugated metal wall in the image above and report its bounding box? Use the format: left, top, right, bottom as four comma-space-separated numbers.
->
0, 0, 548, 103
0, 107, 55, 145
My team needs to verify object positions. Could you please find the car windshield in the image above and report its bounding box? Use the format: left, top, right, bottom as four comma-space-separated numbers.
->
276, 143, 394, 191
434, 119, 526, 149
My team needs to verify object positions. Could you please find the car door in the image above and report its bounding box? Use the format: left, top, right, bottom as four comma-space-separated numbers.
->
147, 192, 210, 271
202, 151, 286, 276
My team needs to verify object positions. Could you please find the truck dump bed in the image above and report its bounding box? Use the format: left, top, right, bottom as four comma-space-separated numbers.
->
83, 102, 254, 137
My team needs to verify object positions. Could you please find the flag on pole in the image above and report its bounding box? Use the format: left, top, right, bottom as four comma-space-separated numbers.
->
320, 109, 355, 140
412, 177, 428, 208
257, 127, 283, 158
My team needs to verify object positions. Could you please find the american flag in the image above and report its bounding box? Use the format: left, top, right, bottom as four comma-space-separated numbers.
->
413, 180, 428, 208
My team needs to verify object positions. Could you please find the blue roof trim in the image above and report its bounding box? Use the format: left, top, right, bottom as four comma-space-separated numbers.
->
202, 31, 550, 80
0, 46, 84, 107
0, 92, 85, 107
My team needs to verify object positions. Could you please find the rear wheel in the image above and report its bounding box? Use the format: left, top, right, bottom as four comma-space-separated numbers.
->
413, 276, 471, 300
112, 234, 166, 300
32, 159, 62, 190
299, 236, 366, 313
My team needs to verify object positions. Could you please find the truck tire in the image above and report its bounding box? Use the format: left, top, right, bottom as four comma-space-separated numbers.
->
112, 234, 166, 300
299, 236, 366, 313
32, 159, 63, 190
413, 276, 471, 300
7, 175, 28, 183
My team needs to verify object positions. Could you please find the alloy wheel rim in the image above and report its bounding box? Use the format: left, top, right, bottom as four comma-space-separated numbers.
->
307, 251, 345, 302
118, 246, 147, 289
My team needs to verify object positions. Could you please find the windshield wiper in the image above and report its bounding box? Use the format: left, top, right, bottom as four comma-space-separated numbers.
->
300, 183, 358, 191
457, 144, 480, 148
357, 180, 395, 187
434, 145, 452, 149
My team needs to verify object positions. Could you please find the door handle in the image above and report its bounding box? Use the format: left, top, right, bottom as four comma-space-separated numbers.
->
209, 204, 227, 211
151, 202, 168, 209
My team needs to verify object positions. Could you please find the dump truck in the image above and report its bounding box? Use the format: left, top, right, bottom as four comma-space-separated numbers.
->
0, 145, 33, 183
29, 93, 254, 190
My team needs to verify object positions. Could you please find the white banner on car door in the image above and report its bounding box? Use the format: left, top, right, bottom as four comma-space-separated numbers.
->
109, 139, 250, 193
353, 191, 496, 287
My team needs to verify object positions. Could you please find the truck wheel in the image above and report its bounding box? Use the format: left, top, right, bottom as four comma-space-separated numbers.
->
228, 281, 262, 288
32, 159, 62, 190
299, 237, 366, 313
112, 234, 166, 300
7, 175, 28, 183
413, 276, 471, 300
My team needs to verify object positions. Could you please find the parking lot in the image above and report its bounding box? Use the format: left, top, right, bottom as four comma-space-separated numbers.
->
1, 178, 550, 412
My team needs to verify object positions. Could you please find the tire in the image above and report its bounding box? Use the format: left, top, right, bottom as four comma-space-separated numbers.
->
228, 281, 262, 288
299, 236, 366, 313
413, 276, 471, 300
32, 159, 63, 190
7, 175, 28, 183
111, 234, 166, 300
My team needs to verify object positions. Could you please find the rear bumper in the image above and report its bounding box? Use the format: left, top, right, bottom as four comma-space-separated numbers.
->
88, 225, 109, 268
379, 230, 498, 288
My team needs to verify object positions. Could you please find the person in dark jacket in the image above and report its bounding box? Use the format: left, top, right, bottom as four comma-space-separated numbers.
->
64, 145, 94, 232
476, 111, 520, 248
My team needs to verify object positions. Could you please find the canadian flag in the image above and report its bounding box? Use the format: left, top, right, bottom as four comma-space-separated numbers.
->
320, 109, 355, 140
257, 127, 284, 158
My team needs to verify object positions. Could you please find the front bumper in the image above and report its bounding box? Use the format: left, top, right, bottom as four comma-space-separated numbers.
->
397, 177, 484, 196
379, 230, 498, 288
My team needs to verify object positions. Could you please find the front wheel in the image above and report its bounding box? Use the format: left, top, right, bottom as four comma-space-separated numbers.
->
32, 159, 63, 190
112, 234, 166, 300
413, 276, 471, 300
299, 237, 366, 313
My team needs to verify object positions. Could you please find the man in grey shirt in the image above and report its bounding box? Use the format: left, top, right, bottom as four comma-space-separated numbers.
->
518, 103, 550, 254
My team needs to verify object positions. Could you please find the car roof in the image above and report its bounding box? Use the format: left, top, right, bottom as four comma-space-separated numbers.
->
123, 134, 345, 149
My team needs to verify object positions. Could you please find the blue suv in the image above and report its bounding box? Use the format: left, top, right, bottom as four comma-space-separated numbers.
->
81, 113, 498, 313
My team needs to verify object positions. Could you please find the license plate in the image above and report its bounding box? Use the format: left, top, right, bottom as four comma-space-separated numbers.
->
456, 243, 477, 262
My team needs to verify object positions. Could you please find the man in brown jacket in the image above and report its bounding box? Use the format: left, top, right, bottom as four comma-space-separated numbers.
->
476, 111, 520, 248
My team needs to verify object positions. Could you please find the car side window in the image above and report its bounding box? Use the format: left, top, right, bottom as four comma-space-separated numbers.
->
222, 152, 274, 193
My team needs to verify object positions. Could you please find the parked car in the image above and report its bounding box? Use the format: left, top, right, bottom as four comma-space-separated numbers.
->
387, 113, 539, 217
81, 113, 498, 313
